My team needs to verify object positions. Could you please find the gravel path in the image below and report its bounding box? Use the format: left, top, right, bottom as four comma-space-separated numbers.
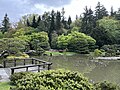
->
0, 68, 10, 82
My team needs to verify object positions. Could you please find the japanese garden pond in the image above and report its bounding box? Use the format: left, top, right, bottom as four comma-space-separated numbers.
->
36, 54, 120, 85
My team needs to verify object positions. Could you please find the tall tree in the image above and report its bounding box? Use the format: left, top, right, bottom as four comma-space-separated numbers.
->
68, 16, 72, 29
110, 6, 116, 17
37, 15, 41, 26
31, 15, 37, 28
56, 11, 62, 35
1, 14, 10, 34
81, 6, 95, 35
95, 2, 108, 20
26, 19, 30, 27
49, 10, 55, 47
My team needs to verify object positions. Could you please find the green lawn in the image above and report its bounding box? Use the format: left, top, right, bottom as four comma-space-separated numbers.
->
0, 82, 13, 90
45, 51, 77, 56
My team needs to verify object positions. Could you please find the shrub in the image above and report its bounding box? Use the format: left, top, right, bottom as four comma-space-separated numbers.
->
10, 70, 95, 90
10, 72, 31, 84
94, 81, 120, 90
57, 31, 96, 54
94, 49, 102, 57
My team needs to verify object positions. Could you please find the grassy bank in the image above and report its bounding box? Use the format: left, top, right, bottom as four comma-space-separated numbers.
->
0, 82, 12, 90
44, 51, 77, 56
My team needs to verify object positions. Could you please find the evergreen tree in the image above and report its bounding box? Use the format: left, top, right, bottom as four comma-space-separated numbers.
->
37, 15, 41, 26
56, 11, 62, 35
81, 7, 95, 35
26, 19, 30, 27
68, 16, 72, 29
95, 2, 108, 20
49, 10, 55, 47
31, 15, 37, 28
1, 14, 10, 34
110, 6, 115, 17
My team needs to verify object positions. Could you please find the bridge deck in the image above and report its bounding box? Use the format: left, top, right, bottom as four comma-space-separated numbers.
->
0, 68, 10, 82
0, 67, 46, 82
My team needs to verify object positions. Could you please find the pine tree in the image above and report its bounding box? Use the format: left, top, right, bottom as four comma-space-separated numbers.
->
56, 11, 62, 35
49, 10, 55, 48
110, 6, 115, 17
26, 19, 30, 26
2, 14, 10, 34
37, 15, 41, 26
68, 16, 72, 29
31, 15, 37, 28
81, 6, 95, 35
95, 2, 108, 20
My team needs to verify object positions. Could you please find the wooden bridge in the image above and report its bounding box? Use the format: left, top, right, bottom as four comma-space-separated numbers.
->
2, 58, 52, 74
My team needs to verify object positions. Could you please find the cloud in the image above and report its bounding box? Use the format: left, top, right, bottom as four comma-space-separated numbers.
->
29, 0, 71, 7
0, 0, 120, 23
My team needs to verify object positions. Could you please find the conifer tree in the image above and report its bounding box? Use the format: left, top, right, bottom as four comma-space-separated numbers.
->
2, 14, 10, 34
68, 16, 72, 29
37, 15, 41, 26
27, 19, 30, 27
56, 11, 62, 35
95, 2, 108, 20
31, 15, 37, 28
81, 7, 95, 35
49, 10, 55, 47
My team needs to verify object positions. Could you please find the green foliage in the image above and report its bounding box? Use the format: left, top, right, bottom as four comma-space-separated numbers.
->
94, 81, 120, 90
94, 49, 102, 57
51, 32, 58, 49
10, 70, 95, 90
95, 2, 108, 20
101, 45, 118, 56
13, 27, 36, 37
0, 38, 27, 54
97, 17, 120, 44
30, 32, 50, 50
81, 6, 95, 35
6, 53, 29, 59
1, 14, 11, 34
10, 72, 31, 84
0, 32, 4, 39
57, 31, 96, 53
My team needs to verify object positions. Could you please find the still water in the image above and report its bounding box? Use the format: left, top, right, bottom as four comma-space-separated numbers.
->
38, 54, 120, 85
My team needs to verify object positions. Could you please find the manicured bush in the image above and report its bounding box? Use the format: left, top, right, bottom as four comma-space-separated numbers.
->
10, 70, 95, 90
10, 72, 31, 84
57, 31, 96, 54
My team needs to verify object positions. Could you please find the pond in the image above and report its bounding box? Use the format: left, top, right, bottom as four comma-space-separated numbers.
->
37, 54, 120, 85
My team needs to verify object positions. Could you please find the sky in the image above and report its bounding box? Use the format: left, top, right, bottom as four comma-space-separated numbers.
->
0, 0, 120, 23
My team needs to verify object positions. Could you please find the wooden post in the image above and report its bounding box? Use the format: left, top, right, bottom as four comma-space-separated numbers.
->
24, 59, 25, 65
26, 67, 28, 71
11, 69, 14, 74
32, 58, 34, 64
14, 59, 16, 67
48, 63, 52, 70
43, 63, 45, 68
3, 59, 6, 68
38, 65, 40, 72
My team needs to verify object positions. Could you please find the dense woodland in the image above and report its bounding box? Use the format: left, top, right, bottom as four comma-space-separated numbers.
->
1, 2, 120, 56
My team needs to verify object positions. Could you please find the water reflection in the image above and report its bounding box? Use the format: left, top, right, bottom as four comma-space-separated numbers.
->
37, 54, 120, 85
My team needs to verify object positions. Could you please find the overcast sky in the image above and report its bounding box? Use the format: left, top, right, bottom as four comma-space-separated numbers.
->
0, 0, 120, 23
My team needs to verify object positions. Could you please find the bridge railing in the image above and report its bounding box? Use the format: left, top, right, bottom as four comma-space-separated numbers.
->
2, 58, 52, 68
